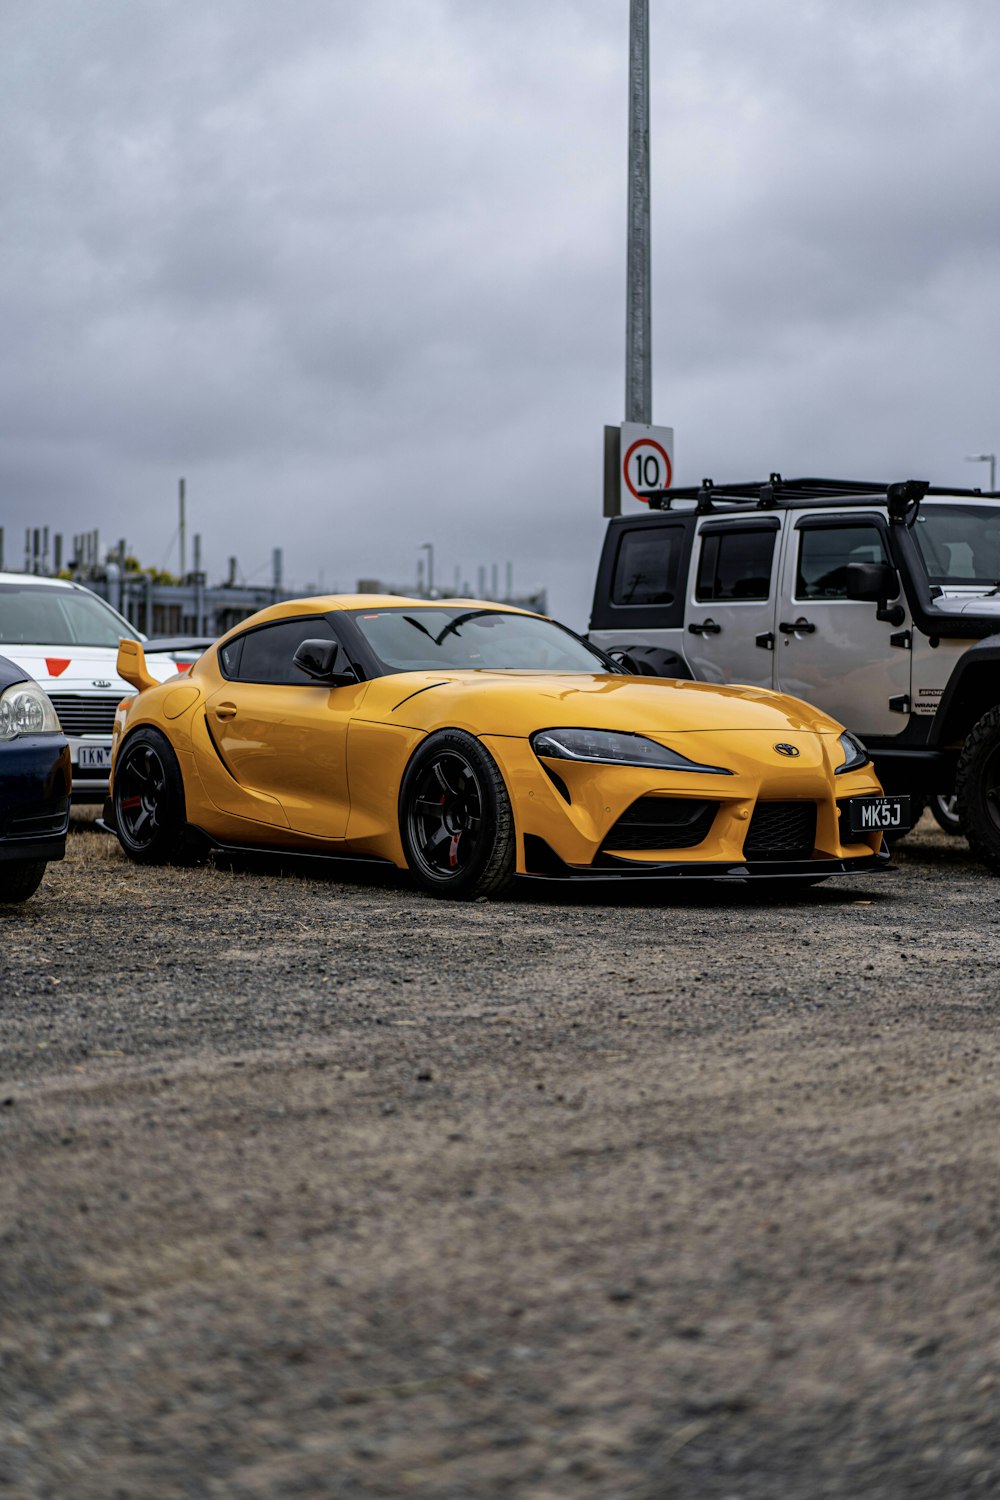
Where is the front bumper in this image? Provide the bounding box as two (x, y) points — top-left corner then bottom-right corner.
(522, 837), (891, 881)
(0, 737), (72, 862)
(483, 732), (888, 877)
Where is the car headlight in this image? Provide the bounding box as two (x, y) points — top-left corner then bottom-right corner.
(0, 682), (62, 739)
(835, 730), (870, 774)
(531, 727), (732, 774)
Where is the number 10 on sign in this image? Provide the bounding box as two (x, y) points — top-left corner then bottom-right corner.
(621, 422), (674, 506)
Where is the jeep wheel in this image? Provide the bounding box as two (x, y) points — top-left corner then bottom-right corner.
(929, 793), (963, 837)
(956, 706), (1000, 872)
(880, 794), (925, 847)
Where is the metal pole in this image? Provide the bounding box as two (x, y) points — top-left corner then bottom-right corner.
(625, 0), (652, 424)
(179, 477), (186, 579)
(965, 453), (997, 491)
(420, 542), (434, 597)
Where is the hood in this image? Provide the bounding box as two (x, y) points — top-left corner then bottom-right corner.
(931, 588), (1000, 617)
(365, 671), (845, 737)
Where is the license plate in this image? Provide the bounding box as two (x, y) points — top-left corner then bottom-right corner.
(844, 794), (910, 835)
(77, 745), (112, 771)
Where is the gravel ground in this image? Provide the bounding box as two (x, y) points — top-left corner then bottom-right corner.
(2, 813), (999, 1498)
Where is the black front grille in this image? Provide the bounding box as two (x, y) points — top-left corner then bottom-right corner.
(744, 801), (817, 861)
(48, 694), (122, 736)
(602, 796), (718, 852)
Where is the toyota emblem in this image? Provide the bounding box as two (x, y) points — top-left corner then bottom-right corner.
(773, 742), (800, 758)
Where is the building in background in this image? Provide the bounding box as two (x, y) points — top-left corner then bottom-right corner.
(3, 525), (547, 639)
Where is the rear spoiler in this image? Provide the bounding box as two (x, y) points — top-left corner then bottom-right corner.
(117, 638), (157, 693)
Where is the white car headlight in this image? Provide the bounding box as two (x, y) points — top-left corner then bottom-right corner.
(0, 682), (62, 739)
(531, 727), (732, 774)
(834, 730), (870, 775)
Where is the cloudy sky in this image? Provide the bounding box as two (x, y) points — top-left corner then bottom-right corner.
(3, 0), (999, 627)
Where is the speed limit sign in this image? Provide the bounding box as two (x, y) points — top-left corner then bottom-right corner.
(621, 422), (674, 506)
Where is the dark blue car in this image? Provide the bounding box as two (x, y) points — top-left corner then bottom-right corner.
(0, 653), (71, 902)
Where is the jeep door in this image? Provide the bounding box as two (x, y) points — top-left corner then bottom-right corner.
(683, 517), (781, 688)
(773, 514), (910, 736)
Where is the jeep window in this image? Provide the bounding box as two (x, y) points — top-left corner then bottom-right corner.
(696, 529), (776, 603)
(914, 503), (1000, 585)
(796, 526), (889, 600)
(611, 529), (679, 606)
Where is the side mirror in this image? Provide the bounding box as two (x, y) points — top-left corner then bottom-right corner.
(845, 562), (906, 627)
(293, 638), (358, 685)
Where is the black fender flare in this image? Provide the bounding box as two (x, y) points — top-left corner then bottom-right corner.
(929, 634), (1000, 746)
(611, 644), (694, 680)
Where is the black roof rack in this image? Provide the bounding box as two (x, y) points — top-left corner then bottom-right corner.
(637, 476), (998, 519)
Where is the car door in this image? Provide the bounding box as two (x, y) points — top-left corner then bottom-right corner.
(774, 513), (910, 736)
(206, 615), (369, 837)
(682, 517), (781, 688)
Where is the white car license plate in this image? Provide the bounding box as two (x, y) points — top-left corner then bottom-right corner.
(77, 745), (113, 771)
(844, 794), (910, 835)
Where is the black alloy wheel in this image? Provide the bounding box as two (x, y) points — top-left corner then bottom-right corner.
(113, 727), (187, 865)
(956, 705), (1000, 873)
(399, 729), (515, 899)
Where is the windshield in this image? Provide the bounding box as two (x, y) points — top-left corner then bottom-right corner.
(350, 607), (611, 673)
(0, 583), (137, 647)
(914, 503), (1000, 586)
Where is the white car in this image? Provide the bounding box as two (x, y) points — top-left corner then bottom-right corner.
(0, 572), (205, 801)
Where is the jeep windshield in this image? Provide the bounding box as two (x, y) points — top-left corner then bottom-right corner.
(0, 583), (136, 647)
(350, 606), (612, 673)
(914, 503), (1000, 587)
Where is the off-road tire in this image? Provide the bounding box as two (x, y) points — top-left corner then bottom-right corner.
(0, 859), (47, 903)
(113, 727), (188, 865)
(399, 729), (516, 900)
(956, 705), (1000, 873)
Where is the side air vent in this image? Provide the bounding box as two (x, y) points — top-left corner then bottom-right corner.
(601, 797), (718, 853)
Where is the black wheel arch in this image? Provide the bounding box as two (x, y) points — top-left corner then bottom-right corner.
(929, 635), (1000, 747)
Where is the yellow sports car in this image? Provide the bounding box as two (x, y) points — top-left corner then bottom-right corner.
(105, 595), (903, 898)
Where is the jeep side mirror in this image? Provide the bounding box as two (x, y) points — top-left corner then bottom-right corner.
(845, 562), (905, 627)
(293, 638), (358, 685)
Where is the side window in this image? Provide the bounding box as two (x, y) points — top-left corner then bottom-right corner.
(228, 617), (338, 685)
(218, 635), (244, 678)
(611, 528), (681, 606)
(796, 525), (889, 600)
(696, 528), (777, 602)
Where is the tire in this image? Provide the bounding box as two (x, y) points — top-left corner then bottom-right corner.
(956, 705), (1000, 872)
(929, 792), (963, 837)
(113, 727), (188, 865)
(881, 794), (926, 847)
(398, 729), (516, 899)
(0, 860), (47, 903)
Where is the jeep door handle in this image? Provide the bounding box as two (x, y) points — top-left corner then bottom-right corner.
(688, 618), (721, 636)
(214, 702), (238, 720)
(779, 618), (816, 635)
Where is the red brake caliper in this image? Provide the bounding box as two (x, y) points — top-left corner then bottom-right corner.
(448, 834), (461, 869)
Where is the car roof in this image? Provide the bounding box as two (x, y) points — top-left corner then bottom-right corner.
(0, 571), (95, 591)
